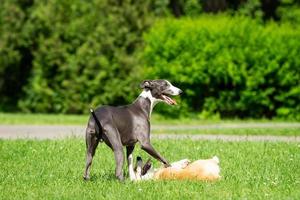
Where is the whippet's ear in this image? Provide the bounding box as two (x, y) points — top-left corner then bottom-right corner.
(140, 80), (153, 89)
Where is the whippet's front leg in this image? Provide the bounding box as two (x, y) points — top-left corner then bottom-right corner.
(141, 142), (170, 167)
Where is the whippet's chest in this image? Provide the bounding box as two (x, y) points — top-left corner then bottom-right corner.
(109, 110), (149, 145)
(119, 118), (149, 145)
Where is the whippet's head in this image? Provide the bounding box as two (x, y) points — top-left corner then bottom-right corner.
(140, 80), (182, 106)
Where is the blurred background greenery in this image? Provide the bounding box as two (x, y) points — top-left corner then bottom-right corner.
(0, 0), (299, 120)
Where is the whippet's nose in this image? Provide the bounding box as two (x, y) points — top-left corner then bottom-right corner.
(179, 89), (183, 94)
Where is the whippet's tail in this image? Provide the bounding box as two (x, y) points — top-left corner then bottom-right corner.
(90, 108), (103, 142)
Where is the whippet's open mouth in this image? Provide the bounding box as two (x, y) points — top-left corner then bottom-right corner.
(160, 94), (177, 105)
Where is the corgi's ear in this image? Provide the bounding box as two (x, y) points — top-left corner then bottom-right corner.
(142, 159), (152, 176)
(135, 156), (143, 180)
(135, 156), (143, 168)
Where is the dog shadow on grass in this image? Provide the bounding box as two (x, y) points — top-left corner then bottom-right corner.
(86, 171), (121, 182)
(85, 171), (137, 183)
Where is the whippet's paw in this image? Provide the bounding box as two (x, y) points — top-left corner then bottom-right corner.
(164, 163), (171, 168)
(83, 175), (90, 181)
(117, 175), (125, 182)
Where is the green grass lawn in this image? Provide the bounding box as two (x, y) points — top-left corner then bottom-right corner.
(0, 138), (299, 199)
(0, 112), (296, 125)
(0, 113), (87, 125)
(1, 113), (299, 136)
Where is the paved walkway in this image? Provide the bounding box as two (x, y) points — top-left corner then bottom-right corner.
(154, 134), (300, 142)
(0, 124), (299, 142)
(153, 122), (300, 130)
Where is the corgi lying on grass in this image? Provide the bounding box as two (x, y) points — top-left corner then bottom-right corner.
(130, 156), (221, 181)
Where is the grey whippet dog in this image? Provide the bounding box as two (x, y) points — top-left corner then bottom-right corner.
(83, 79), (182, 181)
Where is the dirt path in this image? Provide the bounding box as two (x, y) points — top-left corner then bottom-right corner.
(0, 123), (299, 142)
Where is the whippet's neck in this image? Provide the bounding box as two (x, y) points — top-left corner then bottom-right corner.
(132, 90), (159, 118)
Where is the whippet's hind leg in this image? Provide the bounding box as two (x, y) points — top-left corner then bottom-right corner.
(83, 127), (100, 180)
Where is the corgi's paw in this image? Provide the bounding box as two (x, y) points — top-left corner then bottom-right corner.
(171, 159), (191, 169)
(212, 156), (220, 164)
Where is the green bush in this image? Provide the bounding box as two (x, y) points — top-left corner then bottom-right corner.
(143, 16), (300, 120)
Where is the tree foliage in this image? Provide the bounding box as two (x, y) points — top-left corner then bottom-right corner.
(1, 0), (165, 113)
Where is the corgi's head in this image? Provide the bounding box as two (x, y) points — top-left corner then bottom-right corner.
(135, 157), (155, 180)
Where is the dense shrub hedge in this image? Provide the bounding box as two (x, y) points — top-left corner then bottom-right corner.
(143, 16), (300, 119)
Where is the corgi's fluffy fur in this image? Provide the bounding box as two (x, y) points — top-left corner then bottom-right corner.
(132, 156), (221, 181)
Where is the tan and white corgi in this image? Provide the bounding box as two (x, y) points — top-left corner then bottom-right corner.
(132, 156), (221, 181)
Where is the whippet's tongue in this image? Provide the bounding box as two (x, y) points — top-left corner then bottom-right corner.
(162, 95), (177, 105)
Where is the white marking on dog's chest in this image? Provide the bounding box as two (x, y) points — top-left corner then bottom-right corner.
(139, 90), (160, 115)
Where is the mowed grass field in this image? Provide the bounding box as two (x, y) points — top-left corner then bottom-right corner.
(0, 112), (296, 125)
(0, 138), (299, 199)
